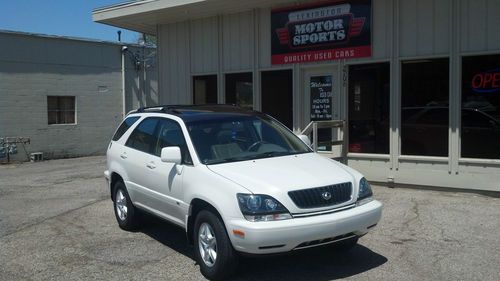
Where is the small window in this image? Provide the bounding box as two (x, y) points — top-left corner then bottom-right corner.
(193, 75), (217, 104)
(154, 119), (192, 164)
(125, 118), (159, 154)
(47, 96), (76, 124)
(225, 73), (253, 109)
(112, 117), (140, 141)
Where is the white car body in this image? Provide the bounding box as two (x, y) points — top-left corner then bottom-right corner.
(105, 108), (382, 255)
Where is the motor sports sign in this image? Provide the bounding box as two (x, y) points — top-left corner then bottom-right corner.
(271, 0), (372, 64)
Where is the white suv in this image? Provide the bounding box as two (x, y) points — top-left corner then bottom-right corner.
(104, 105), (382, 280)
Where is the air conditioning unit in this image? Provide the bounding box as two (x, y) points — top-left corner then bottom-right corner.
(30, 152), (43, 162)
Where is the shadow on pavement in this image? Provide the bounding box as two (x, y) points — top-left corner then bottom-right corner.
(141, 215), (387, 281)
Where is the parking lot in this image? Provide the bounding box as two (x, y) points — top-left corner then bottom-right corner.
(1, 156), (499, 281)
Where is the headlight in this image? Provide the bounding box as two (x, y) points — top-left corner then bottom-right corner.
(237, 194), (292, 222)
(358, 177), (373, 202)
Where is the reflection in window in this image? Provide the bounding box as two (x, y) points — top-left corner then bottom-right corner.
(193, 75), (217, 104)
(348, 63), (390, 154)
(401, 59), (449, 157)
(225, 73), (253, 109)
(154, 118), (192, 164)
(112, 117), (140, 141)
(125, 118), (159, 154)
(461, 55), (500, 159)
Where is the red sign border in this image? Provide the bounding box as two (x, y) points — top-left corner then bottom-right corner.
(271, 0), (372, 65)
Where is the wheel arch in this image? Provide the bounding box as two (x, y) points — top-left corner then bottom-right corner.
(186, 198), (226, 245)
(110, 172), (124, 201)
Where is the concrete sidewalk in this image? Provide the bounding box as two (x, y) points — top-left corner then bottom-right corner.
(1, 156), (499, 280)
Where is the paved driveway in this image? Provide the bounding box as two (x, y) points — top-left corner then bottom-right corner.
(1, 156), (499, 281)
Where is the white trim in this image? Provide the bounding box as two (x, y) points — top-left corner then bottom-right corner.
(398, 155), (449, 163)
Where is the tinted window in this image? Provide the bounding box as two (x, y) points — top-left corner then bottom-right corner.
(154, 119), (192, 164)
(125, 118), (159, 154)
(261, 70), (293, 129)
(226, 73), (253, 109)
(193, 75), (217, 104)
(461, 55), (500, 159)
(112, 117), (140, 141)
(401, 59), (449, 157)
(348, 63), (390, 154)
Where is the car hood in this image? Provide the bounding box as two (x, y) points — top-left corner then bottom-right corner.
(206, 152), (360, 213)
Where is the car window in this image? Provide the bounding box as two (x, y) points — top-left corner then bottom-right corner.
(153, 118), (193, 165)
(186, 115), (311, 165)
(112, 116), (140, 141)
(125, 118), (159, 154)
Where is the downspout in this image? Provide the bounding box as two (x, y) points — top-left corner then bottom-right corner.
(121, 46), (127, 117)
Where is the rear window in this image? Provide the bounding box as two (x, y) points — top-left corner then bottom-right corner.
(112, 117), (140, 141)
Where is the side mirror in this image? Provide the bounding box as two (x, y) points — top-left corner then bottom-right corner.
(161, 146), (182, 164)
(297, 134), (311, 147)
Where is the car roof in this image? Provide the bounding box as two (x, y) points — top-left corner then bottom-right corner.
(127, 104), (265, 123)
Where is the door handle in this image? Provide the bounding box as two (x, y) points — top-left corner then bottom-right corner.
(146, 162), (156, 169)
(120, 153), (127, 159)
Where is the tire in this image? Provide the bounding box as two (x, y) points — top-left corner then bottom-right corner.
(113, 181), (139, 231)
(333, 236), (359, 252)
(194, 210), (238, 281)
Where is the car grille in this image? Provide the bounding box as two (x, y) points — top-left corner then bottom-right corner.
(288, 182), (352, 209)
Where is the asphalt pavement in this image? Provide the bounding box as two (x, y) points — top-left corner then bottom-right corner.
(0, 156), (499, 281)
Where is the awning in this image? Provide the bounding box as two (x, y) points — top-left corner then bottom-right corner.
(92, 0), (299, 35)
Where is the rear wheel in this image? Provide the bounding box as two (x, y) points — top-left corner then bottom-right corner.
(194, 210), (238, 280)
(113, 181), (139, 231)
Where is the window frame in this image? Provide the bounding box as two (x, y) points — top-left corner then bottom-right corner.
(125, 116), (194, 165)
(400, 58), (450, 158)
(47, 96), (77, 125)
(347, 62), (391, 155)
(112, 116), (141, 141)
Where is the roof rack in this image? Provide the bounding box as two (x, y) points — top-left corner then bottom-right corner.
(127, 104), (246, 115)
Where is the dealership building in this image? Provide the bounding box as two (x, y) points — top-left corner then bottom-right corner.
(93, 0), (500, 192)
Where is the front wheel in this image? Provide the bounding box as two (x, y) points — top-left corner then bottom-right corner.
(113, 181), (140, 231)
(194, 210), (238, 280)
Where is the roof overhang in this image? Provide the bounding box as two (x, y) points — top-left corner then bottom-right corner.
(92, 0), (299, 35)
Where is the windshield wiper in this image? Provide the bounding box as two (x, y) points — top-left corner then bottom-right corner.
(247, 151), (290, 160)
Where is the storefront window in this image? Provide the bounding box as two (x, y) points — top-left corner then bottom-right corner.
(225, 73), (253, 109)
(461, 55), (500, 159)
(261, 70), (293, 129)
(193, 75), (217, 104)
(348, 63), (390, 154)
(401, 59), (449, 157)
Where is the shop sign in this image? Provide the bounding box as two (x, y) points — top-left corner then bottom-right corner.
(471, 69), (500, 93)
(310, 76), (333, 120)
(271, 0), (372, 65)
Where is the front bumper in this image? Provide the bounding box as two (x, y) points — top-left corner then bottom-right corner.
(227, 199), (382, 254)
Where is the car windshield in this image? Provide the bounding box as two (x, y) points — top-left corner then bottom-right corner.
(185, 114), (311, 164)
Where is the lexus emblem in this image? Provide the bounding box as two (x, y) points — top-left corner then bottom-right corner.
(321, 191), (332, 200)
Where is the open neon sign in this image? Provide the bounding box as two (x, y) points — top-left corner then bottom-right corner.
(472, 68), (500, 93)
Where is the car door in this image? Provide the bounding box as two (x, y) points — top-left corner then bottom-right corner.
(144, 117), (190, 226)
(122, 117), (160, 205)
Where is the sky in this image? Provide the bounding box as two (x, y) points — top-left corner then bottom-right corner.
(0, 0), (139, 43)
